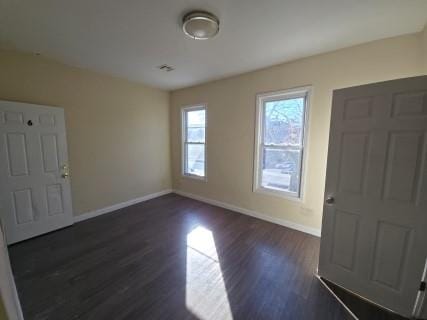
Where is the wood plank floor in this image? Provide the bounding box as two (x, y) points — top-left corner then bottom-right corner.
(322, 279), (409, 320)
(9, 193), (353, 320)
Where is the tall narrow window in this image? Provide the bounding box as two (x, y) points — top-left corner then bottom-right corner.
(182, 106), (206, 179)
(254, 87), (310, 199)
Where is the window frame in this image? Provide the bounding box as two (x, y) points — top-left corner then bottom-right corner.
(181, 104), (207, 181)
(253, 86), (311, 201)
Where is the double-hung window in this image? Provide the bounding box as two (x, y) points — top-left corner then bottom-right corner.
(254, 87), (310, 199)
(182, 105), (206, 179)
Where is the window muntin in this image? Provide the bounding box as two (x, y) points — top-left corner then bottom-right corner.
(182, 106), (206, 179)
(255, 88), (309, 198)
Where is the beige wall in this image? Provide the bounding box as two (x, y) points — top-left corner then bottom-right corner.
(423, 24), (427, 72)
(0, 50), (171, 216)
(170, 33), (424, 233)
(0, 31), (424, 229)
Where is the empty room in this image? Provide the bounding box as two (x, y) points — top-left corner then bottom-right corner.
(0, 1), (427, 319)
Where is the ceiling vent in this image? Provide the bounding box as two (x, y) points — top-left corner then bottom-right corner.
(157, 64), (174, 72)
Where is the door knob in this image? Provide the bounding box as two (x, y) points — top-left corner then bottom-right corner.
(325, 196), (335, 204)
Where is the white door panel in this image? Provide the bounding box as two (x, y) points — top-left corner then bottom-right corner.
(0, 101), (73, 244)
(319, 76), (427, 317)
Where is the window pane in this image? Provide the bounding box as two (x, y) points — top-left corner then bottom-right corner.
(187, 109), (205, 127)
(186, 144), (205, 177)
(187, 127), (205, 143)
(264, 97), (305, 146)
(261, 148), (301, 193)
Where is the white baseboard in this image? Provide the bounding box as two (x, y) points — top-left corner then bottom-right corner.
(73, 189), (173, 223)
(173, 189), (321, 237)
(73, 188), (321, 237)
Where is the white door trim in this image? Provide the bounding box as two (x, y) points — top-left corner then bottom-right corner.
(0, 221), (24, 320)
(412, 258), (427, 318)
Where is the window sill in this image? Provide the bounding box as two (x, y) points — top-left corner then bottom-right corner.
(254, 186), (303, 203)
(181, 174), (207, 182)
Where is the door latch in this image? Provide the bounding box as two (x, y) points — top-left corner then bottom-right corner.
(61, 165), (69, 179)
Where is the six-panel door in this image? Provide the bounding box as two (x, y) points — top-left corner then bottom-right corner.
(0, 101), (73, 244)
(319, 76), (427, 317)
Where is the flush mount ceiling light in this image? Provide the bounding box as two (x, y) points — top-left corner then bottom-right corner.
(182, 11), (219, 40)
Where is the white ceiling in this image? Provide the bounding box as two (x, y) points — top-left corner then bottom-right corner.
(1, 0), (426, 90)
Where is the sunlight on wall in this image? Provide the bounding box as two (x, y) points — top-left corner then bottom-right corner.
(186, 226), (233, 320)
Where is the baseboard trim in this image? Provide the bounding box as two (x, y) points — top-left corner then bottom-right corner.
(173, 189), (321, 237)
(73, 189), (173, 223)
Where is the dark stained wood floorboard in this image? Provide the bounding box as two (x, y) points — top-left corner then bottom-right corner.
(322, 279), (409, 320)
(9, 193), (353, 320)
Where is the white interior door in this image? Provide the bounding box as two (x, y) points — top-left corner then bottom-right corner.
(318, 76), (427, 317)
(0, 101), (73, 244)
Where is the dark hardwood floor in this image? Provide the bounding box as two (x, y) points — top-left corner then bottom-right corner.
(322, 279), (409, 320)
(9, 193), (353, 320)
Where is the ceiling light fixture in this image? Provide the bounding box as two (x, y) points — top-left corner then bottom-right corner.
(182, 11), (219, 40)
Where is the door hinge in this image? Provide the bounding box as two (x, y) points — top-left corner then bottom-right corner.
(420, 281), (426, 292)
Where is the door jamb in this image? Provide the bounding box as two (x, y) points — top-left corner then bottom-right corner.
(412, 258), (427, 318)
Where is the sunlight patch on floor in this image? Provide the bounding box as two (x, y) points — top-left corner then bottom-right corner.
(186, 226), (233, 320)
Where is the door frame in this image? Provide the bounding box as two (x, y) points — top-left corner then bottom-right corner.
(0, 221), (24, 320)
(412, 258), (427, 318)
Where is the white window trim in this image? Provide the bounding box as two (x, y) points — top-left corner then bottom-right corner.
(181, 104), (207, 181)
(253, 86), (312, 202)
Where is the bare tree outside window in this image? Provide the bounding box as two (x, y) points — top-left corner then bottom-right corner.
(255, 88), (309, 198)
